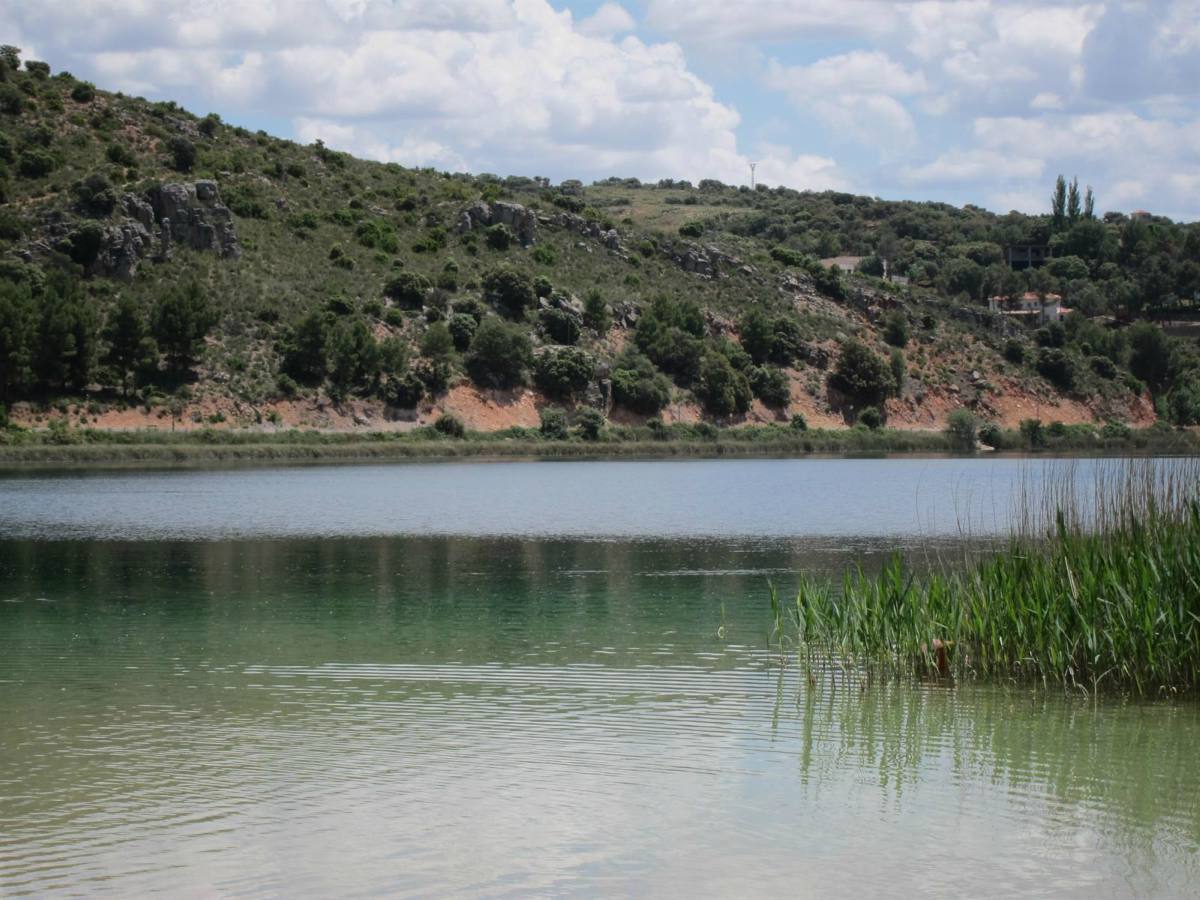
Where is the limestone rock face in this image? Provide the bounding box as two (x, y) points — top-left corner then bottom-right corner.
(456, 200), (537, 245)
(148, 181), (242, 259)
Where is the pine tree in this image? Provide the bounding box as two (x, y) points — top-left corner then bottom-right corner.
(1083, 185), (1095, 220)
(103, 294), (156, 396)
(153, 281), (215, 373)
(1067, 176), (1082, 224)
(0, 280), (37, 402)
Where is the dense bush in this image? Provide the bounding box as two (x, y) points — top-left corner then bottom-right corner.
(384, 271), (430, 309)
(882, 311), (909, 348)
(154, 281), (215, 372)
(611, 350), (671, 414)
(697, 351), (752, 416)
(1036, 348), (1075, 390)
(634, 295), (706, 381)
(858, 406), (884, 429)
(749, 365), (790, 407)
(482, 266), (536, 318)
(830, 340), (892, 407)
(575, 407), (605, 440)
(583, 289), (610, 332)
(434, 414), (465, 438)
(167, 136), (196, 172)
(466, 316), (531, 388)
(539, 406), (569, 440)
(946, 408), (978, 450)
(533, 346), (593, 400)
(539, 307), (580, 345)
(485, 224), (512, 250)
(447, 312), (477, 351)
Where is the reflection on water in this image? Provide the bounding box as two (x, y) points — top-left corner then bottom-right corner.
(2, 536), (1198, 898)
(0, 456), (1145, 540)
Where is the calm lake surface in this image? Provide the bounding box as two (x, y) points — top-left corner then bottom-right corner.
(2, 458), (1198, 898)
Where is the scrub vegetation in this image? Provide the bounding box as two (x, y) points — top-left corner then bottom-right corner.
(1, 50), (1198, 443)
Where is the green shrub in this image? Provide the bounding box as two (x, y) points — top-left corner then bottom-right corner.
(575, 407), (605, 441)
(531, 245), (557, 265)
(679, 221), (704, 238)
(634, 295), (706, 381)
(384, 271), (430, 309)
(539, 307), (580, 345)
(945, 408), (978, 451)
(583, 289), (610, 332)
(485, 224), (512, 250)
(749, 365), (790, 407)
(70, 81), (95, 103)
(1003, 339), (1025, 364)
(167, 136), (195, 172)
(611, 350), (671, 414)
(858, 406), (883, 429)
(434, 413), (465, 438)
(539, 406), (569, 440)
(882, 311), (909, 347)
(419, 321), (455, 362)
(813, 265), (845, 300)
(71, 172), (116, 215)
(384, 371), (425, 407)
(831, 340), (891, 406)
(697, 351), (752, 416)
(466, 316), (531, 388)
(534, 346), (594, 400)
(448, 312), (477, 351)
(1036, 348), (1075, 390)
(1020, 418), (1045, 449)
(482, 266), (536, 318)
(17, 149), (56, 178)
(790, 413), (808, 432)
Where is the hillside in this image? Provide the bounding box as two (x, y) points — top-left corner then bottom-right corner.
(2, 49), (1197, 440)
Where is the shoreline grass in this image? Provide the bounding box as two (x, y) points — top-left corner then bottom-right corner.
(0, 421), (1196, 466)
(772, 458), (1200, 696)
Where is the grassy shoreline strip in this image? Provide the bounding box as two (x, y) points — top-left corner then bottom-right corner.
(772, 460), (1200, 695)
(1, 421), (1197, 465)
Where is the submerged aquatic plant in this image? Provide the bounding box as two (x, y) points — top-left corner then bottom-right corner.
(773, 459), (1200, 695)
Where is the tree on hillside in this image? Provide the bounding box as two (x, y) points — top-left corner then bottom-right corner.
(103, 294), (156, 396)
(1051, 175), (1067, 231)
(154, 281), (215, 373)
(466, 316), (531, 388)
(36, 272), (97, 392)
(1067, 176), (1082, 225)
(0, 280), (37, 402)
(830, 340), (892, 408)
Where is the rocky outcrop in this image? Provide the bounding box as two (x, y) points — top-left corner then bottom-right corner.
(659, 241), (741, 280)
(148, 181), (242, 260)
(44, 181), (243, 280)
(457, 200), (537, 245)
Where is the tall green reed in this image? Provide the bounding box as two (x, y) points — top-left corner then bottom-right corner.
(773, 458), (1200, 695)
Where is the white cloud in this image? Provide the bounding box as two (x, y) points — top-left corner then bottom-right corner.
(766, 51), (926, 98)
(578, 3), (635, 38)
(1029, 92), (1063, 111)
(765, 52), (924, 150)
(643, 0), (901, 43)
(901, 149), (1044, 185)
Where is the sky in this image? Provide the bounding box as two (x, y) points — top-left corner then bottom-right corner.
(3, 0), (1199, 220)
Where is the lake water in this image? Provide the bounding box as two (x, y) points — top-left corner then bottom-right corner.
(1, 459), (1198, 898)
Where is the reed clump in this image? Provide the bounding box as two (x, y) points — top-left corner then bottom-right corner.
(773, 459), (1200, 695)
